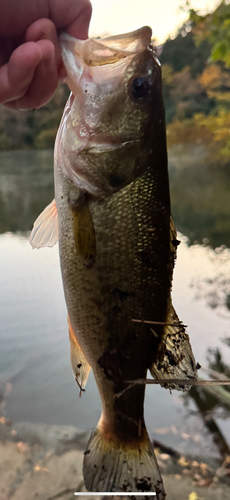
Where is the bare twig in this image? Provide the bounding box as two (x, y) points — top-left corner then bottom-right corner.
(150, 328), (158, 337)
(45, 481), (85, 499)
(114, 378), (230, 399)
(131, 319), (187, 327)
(46, 488), (77, 500)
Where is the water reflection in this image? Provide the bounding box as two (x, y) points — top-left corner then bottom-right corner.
(189, 244), (230, 314)
(184, 346), (230, 460)
(169, 144), (230, 248)
(188, 385), (230, 458)
(1, 147), (230, 249)
(0, 150), (53, 233)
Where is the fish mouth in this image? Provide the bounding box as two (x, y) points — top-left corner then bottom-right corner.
(60, 26), (152, 66)
(60, 27), (153, 95)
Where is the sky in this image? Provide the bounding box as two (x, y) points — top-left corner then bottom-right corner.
(89, 0), (221, 43)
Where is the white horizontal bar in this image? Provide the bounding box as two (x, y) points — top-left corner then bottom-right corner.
(74, 493), (156, 496)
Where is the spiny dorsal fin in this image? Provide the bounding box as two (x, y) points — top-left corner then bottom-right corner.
(68, 316), (91, 394)
(150, 298), (197, 391)
(29, 199), (58, 249)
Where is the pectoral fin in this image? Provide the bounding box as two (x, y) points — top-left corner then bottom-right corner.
(70, 197), (96, 269)
(150, 299), (197, 391)
(29, 199), (58, 249)
(68, 317), (91, 393)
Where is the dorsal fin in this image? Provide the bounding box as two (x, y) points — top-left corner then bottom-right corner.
(29, 199), (58, 249)
(150, 298), (197, 391)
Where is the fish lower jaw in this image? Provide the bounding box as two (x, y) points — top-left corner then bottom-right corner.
(83, 139), (137, 153)
(72, 127), (139, 154)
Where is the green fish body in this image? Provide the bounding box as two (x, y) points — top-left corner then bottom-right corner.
(30, 27), (197, 498)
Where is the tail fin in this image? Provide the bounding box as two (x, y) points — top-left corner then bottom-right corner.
(150, 299), (197, 391)
(83, 422), (166, 498)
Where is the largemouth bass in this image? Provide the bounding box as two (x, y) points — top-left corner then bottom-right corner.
(30, 26), (197, 498)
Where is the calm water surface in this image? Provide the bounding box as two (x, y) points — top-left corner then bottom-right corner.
(0, 149), (229, 459)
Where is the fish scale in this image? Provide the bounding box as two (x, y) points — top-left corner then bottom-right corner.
(30, 26), (197, 498)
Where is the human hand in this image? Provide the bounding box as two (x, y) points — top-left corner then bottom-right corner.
(0, 0), (92, 109)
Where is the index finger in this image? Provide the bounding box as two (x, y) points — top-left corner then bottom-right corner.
(49, 0), (92, 39)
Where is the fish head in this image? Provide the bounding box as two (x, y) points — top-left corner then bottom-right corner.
(56, 27), (165, 197)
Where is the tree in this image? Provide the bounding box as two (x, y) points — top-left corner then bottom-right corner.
(190, 1), (230, 67)
(160, 30), (210, 77)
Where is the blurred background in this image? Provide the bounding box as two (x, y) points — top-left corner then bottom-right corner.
(0, 0), (230, 477)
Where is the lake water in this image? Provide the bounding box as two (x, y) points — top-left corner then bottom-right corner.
(0, 149), (230, 460)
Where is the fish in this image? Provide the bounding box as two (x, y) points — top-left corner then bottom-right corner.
(29, 26), (197, 498)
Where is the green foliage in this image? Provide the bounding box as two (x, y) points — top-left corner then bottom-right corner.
(0, 83), (69, 150)
(160, 1), (230, 164)
(161, 42), (215, 124)
(190, 1), (230, 67)
(0, 2), (229, 166)
(160, 31), (211, 77)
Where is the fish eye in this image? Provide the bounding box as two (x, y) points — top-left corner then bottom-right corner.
(130, 77), (149, 100)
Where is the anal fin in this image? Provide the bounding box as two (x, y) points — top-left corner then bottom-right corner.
(150, 299), (197, 391)
(68, 317), (91, 394)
